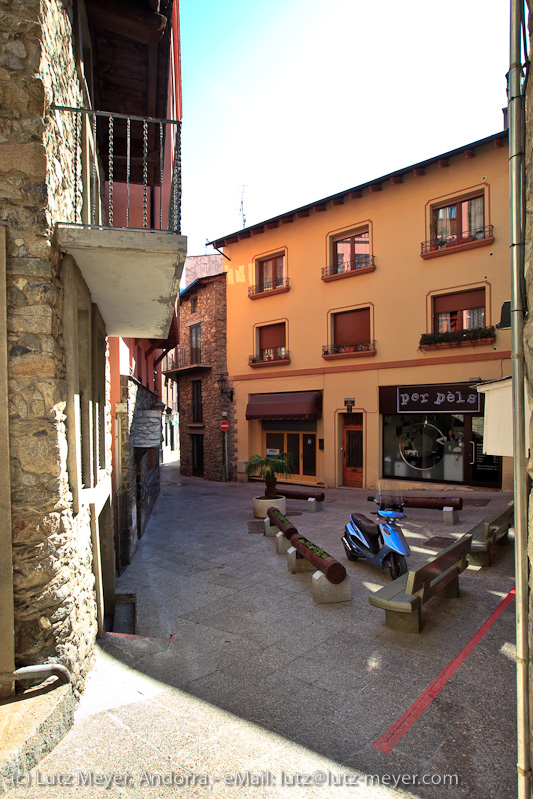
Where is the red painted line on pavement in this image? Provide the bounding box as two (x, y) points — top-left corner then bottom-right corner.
(373, 587), (516, 754)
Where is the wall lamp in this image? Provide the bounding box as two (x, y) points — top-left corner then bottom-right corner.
(217, 374), (234, 402)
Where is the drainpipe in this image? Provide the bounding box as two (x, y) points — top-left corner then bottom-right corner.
(1, 664), (71, 688)
(509, 1), (530, 797)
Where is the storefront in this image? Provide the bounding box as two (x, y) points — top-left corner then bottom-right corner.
(246, 391), (323, 485)
(379, 383), (501, 488)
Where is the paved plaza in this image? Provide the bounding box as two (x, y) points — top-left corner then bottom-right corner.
(1, 462), (517, 798)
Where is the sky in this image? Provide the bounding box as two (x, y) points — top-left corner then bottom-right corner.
(179, 0), (510, 256)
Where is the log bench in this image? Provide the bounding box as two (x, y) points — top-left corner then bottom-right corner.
(467, 500), (514, 567)
(368, 534), (472, 633)
(379, 495), (463, 524)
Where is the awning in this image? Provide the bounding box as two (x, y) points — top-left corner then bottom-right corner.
(246, 391), (322, 421)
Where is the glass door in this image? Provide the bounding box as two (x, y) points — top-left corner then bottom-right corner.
(464, 415), (501, 487)
(264, 430), (317, 483)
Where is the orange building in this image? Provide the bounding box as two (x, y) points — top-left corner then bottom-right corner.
(211, 130), (512, 491)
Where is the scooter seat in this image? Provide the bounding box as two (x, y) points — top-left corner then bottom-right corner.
(350, 513), (381, 538)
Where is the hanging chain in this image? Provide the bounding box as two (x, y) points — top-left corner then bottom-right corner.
(159, 121), (164, 230)
(73, 110), (79, 223)
(126, 117), (131, 228)
(92, 112), (97, 225)
(108, 115), (114, 227)
(143, 119), (148, 229)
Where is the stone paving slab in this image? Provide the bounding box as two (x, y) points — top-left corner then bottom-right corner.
(1, 464), (517, 799)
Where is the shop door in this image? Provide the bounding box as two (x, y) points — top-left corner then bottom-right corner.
(464, 415), (501, 488)
(343, 425), (363, 487)
(264, 431), (316, 483)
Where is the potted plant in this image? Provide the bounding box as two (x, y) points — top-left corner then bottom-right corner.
(246, 452), (293, 517)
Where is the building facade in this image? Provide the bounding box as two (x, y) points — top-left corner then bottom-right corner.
(0, 0), (185, 696)
(212, 131), (512, 492)
(164, 271), (234, 481)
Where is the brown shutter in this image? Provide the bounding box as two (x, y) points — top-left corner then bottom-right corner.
(259, 323), (285, 349)
(333, 308), (370, 347)
(434, 289), (485, 314)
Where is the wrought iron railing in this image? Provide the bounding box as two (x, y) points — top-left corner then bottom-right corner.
(421, 225), (493, 255)
(248, 276), (290, 297)
(51, 105), (181, 233)
(321, 255), (374, 278)
(322, 341), (375, 356)
(249, 348), (290, 365)
(165, 347), (210, 370)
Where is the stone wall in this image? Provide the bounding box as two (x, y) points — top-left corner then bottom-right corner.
(178, 274), (234, 481)
(117, 375), (161, 568)
(0, 0), (104, 690)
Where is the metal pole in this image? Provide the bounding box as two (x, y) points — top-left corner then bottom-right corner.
(509, 1), (531, 796)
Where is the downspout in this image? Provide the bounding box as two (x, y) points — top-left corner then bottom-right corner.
(509, 1), (531, 797)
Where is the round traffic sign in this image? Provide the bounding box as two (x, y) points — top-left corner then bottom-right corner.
(220, 420), (229, 432)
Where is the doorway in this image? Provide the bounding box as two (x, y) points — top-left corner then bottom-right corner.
(191, 434), (204, 477)
(342, 413), (363, 487)
(263, 429), (317, 483)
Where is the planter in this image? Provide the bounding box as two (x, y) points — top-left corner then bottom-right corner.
(253, 495), (286, 519)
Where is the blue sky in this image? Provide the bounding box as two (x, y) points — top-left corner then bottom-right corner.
(180, 0), (510, 255)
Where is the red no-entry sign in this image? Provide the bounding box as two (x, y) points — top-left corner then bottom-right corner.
(220, 420), (229, 432)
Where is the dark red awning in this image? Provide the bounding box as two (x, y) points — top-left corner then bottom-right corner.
(246, 391), (322, 421)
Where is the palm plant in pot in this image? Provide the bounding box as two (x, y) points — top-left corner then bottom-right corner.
(246, 452), (293, 517)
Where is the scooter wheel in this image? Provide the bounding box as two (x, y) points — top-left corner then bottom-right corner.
(343, 544), (359, 562)
(388, 553), (407, 580)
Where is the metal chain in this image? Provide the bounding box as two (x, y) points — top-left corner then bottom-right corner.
(159, 121), (163, 230)
(92, 112), (97, 225)
(73, 110), (79, 223)
(143, 119), (148, 228)
(108, 115), (114, 227)
(126, 117), (131, 228)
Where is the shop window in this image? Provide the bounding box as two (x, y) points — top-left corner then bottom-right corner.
(250, 322), (289, 365)
(249, 253), (288, 297)
(323, 307), (374, 356)
(433, 288), (485, 333)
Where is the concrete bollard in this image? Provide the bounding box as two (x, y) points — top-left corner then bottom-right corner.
(307, 497), (321, 513)
(276, 531), (292, 555)
(287, 546), (316, 574)
(443, 506), (459, 526)
(264, 518), (279, 537)
(312, 571), (352, 604)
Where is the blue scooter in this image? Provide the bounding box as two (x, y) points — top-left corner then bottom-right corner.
(342, 495), (411, 579)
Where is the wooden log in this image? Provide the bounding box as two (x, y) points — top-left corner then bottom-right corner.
(288, 533), (346, 585)
(266, 507), (298, 539)
(276, 488), (325, 502)
(381, 496), (463, 511)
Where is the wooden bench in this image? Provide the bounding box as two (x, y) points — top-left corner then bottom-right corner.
(368, 534), (472, 634)
(467, 500), (514, 567)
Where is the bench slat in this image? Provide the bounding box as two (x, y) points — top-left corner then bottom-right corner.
(405, 534), (472, 595)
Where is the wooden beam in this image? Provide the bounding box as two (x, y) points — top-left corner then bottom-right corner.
(86, 0), (167, 45)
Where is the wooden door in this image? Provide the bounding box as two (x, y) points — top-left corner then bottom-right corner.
(343, 424), (363, 487)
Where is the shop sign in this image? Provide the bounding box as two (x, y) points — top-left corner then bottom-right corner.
(397, 383), (480, 414)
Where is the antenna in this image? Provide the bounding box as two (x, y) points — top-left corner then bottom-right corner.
(239, 185), (246, 228)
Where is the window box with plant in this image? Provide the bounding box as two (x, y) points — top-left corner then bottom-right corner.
(419, 326), (496, 350)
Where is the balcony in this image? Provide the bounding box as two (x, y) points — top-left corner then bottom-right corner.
(322, 341), (376, 359)
(53, 106), (186, 339)
(248, 276), (290, 299)
(163, 347), (212, 377)
(249, 348), (291, 367)
(321, 255), (375, 282)
(419, 327), (496, 351)
(420, 225), (494, 259)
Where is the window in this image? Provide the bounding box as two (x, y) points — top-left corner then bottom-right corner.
(250, 322), (289, 365)
(192, 380), (202, 422)
(433, 289), (485, 333)
(190, 296), (198, 313)
(249, 253), (288, 297)
(334, 229), (370, 272)
(324, 308), (373, 356)
(190, 324), (201, 363)
(433, 195), (484, 245)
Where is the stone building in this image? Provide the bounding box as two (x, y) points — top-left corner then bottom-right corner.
(0, 0), (185, 697)
(164, 271), (234, 481)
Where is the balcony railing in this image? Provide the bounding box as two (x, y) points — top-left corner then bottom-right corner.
(321, 255), (374, 279)
(249, 348), (290, 365)
(165, 347), (210, 370)
(322, 341), (375, 356)
(51, 105), (181, 233)
(421, 225), (493, 255)
(248, 276), (290, 297)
